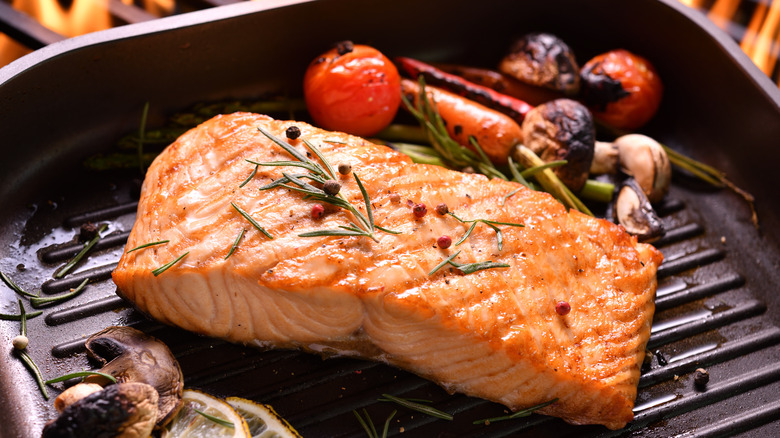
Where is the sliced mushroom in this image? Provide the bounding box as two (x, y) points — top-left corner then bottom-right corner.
(499, 32), (580, 95)
(42, 382), (159, 438)
(518, 98), (595, 192)
(84, 326), (183, 429)
(614, 134), (671, 203)
(54, 382), (104, 413)
(590, 141), (620, 175)
(612, 178), (665, 242)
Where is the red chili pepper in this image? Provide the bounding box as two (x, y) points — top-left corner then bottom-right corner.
(396, 57), (534, 125)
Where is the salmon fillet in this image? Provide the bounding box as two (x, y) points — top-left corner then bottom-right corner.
(113, 112), (662, 429)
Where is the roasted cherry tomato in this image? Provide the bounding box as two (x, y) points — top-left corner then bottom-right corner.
(580, 49), (663, 131)
(303, 41), (401, 137)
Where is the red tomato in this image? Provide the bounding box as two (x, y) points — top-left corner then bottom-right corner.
(304, 42), (401, 137)
(580, 49), (663, 131)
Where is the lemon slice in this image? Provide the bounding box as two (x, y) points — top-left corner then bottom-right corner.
(162, 389), (251, 438)
(226, 396), (301, 438)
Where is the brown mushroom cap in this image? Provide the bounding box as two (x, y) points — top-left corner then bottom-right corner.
(42, 382), (159, 438)
(612, 178), (665, 242)
(499, 32), (580, 95)
(84, 326), (183, 429)
(519, 98), (595, 192)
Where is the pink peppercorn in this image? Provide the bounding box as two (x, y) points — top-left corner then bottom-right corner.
(412, 203), (427, 218)
(437, 235), (452, 249)
(555, 301), (571, 315)
(311, 204), (325, 219)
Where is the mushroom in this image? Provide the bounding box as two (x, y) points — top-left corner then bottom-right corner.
(499, 32), (580, 95)
(611, 178), (665, 242)
(590, 133), (671, 203)
(83, 326), (184, 429)
(42, 382), (159, 438)
(54, 382), (104, 413)
(517, 98), (595, 192)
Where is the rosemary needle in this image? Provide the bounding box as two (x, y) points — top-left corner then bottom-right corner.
(472, 398), (558, 425)
(45, 370), (117, 386)
(231, 202), (273, 239)
(126, 240), (169, 253)
(0, 271), (39, 298)
(193, 408), (235, 428)
(380, 393), (453, 421)
(224, 229), (245, 260)
(54, 224), (108, 279)
(152, 252), (189, 277)
(239, 163), (259, 188)
(18, 299), (27, 335)
(428, 250), (462, 276)
(0, 310), (42, 321)
(30, 278), (90, 308)
(17, 350), (49, 400)
(429, 250), (510, 276)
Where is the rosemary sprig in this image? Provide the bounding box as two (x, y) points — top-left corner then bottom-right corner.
(428, 250), (510, 276)
(379, 393), (453, 421)
(1, 271), (39, 298)
(254, 127), (399, 241)
(513, 146), (593, 216)
(224, 229), (245, 260)
(126, 240), (169, 253)
(45, 370), (118, 386)
(0, 310), (42, 321)
(448, 212), (524, 251)
(54, 224), (108, 279)
(231, 202), (273, 239)
(472, 398), (558, 425)
(353, 409), (396, 438)
(152, 252), (189, 277)
(17, 350), (49, 400)
(30, 278), (90, 308)
(193, 408), (235, 428)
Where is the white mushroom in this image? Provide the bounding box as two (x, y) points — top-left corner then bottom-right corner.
(54, 382), (104, 413)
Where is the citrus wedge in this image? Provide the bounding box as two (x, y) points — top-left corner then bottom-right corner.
(226, 396), (301, 438)
(162, 389), (251, 438)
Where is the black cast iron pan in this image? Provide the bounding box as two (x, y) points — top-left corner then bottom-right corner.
(2, 0), (780, 436)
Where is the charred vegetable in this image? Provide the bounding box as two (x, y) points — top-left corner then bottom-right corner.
(499, 32), (581, 95)
(611, 178), (665, 242)
(434, 63), (564, 106)
(591, 134), (671, 203)
(519, 98), (595, 192)
(42, 382), (159, 438)
(580, 49), (663, 130)
(304, 41), (401, 136)
(84, 326), (184, 428)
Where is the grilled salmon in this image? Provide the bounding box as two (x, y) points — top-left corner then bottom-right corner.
(113, 112), (662, 429)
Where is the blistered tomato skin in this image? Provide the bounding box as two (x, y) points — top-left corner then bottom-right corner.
(304, 43), (401, 137)
(580, 49), (663, 131)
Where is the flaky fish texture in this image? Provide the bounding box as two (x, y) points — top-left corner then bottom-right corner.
(113, 113), (662, 429)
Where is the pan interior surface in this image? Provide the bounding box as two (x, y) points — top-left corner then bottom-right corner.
(1, 0), (780, 437)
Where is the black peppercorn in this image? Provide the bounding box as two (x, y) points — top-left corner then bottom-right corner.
(323, 180), (341, 196)
(285, 126), (301, 140)
(435, 203), (449, 215)
(694, 368), (709, 388)
(338, 163), (352, 175)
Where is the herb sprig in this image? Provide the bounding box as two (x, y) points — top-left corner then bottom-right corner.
(1, 271), (39, 298)
(224, 229), (245, 260)
(45, 370), (118, 386)
(472, 398), (558, 425)
(152, 252), (189, 277)
(54, 224), (108, 279)
(428, 250), (510, 276)
(379, 393), (453, 421)
(14, 300), (49, 400)
(193, 408), (235, 428)
(353, 408), (396, 438)
(254, 126), (399, 241)
(447, 212), (524, 251)
(126, 240), (169, 253)
(30, 278), (89, 308)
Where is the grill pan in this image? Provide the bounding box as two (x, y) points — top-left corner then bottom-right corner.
(2, 0), (780, 436)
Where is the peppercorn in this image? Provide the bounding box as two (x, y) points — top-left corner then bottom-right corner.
(435, 203), (449, 215)
(555, 301), (571, 315)
(694, 368), (709, 388)
(389, 193), (401, 203)
(12, 335), (28, 350)
(412, 203), (427, 218)
(79, 222), (99, 242)
(338, 163), (352, 175)
(311, 204), (325, 219)
(323, 180), (341, 196)
(285, 125), (301, 140)
(437, 235), (452, 249)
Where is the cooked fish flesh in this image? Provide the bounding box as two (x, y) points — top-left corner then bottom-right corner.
(113, 112), (662, 429)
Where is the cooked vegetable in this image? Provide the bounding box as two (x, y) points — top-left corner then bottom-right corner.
(396, 56), (534, 124)
(614, 134), (671, 203)
(499, 32), (581, 95)
(42, 382), (159, 438)
(434, 63), (564, 106)
(520, 98), (595, 192)
(400, 78), (522, 165)
(303, 41), (401, 136)
(53, 382), (104, 413)
(611, 178), (665, 242)
(580, 49), (663, 131)
(84, 326), (184, 428)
